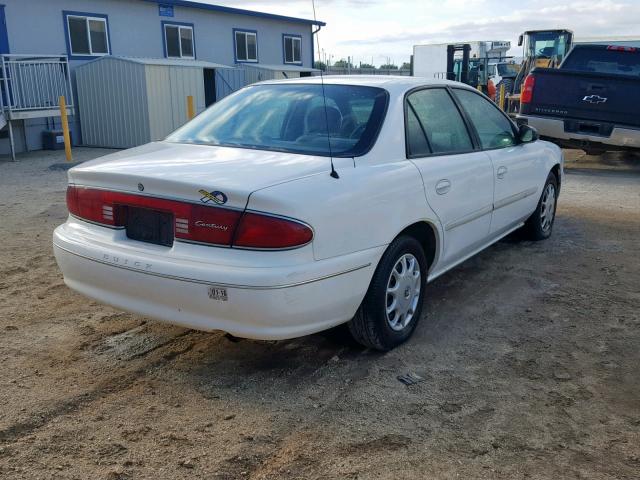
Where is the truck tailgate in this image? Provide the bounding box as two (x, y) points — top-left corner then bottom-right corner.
(522, 69), (640, 128)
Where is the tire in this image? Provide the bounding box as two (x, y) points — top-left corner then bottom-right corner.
(348, 235), (427, 351)
(523, 172), (558, 241)
(497, 78), (514, 97)
(584, 149), (606, 156)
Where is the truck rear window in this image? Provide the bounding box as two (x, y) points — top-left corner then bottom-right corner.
(562, 48), (640, 77)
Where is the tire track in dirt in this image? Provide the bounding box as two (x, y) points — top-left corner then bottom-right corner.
(0, 330), (200, 444)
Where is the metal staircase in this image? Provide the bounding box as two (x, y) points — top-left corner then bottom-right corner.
(0, 54), (74, 160)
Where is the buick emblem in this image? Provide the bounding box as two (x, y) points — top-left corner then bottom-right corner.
(582, 95), (607, 104)
(138, 183), (144, 192)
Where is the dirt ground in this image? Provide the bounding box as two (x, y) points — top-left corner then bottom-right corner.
(0, 148), (639, 480)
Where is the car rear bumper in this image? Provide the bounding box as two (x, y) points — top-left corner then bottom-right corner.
(517, 115), (640, 150)
(53, 219), (382, 340)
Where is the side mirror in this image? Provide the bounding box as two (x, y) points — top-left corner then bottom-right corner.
(518, 34), (524, 47)
(518, 124), (539, 143)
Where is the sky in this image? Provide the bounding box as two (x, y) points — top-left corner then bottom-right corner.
(207, 0), (640, 66)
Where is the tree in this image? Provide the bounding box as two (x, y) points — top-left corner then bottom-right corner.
(379, 63), (398, 70)
(359, 62), (375, 69)
(314, 60), (327, 71)
(333, 58), (353, 69)
(401, 62), (411, 70)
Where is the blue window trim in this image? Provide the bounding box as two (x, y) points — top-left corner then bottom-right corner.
(62, 10), (112, 61)
(282, 33), (303, 65)
(0, 5), (10, 54)
(142, 0), (325, 26)
(310, 26), (314, 69)
(161, 20), (196, 59)
(233, 28), (258, 63)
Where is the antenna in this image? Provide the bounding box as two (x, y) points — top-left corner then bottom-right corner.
(311, 0), (339, 179)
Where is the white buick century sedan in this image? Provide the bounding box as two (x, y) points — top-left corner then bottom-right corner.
(53, 76), (563, 350)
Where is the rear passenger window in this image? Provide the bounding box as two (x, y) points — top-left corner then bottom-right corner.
(406, 107), (430, 157)
(453, 89), (517, 149)
(405, 88), (473, 156)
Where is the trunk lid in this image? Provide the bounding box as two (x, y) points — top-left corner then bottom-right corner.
(68, 141), (331, 209)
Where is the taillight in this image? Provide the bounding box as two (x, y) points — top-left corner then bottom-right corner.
(175, 204), (240, 246)
(520, 75), (536, 104)
(66, 185), (121, 226)
(233, 212), (313, 249)
(607, 45), (637, 52)
(65, 186), (312, 249)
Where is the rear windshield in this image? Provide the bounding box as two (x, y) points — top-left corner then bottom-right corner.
(562, 48), (640, 76)
(166, 84), (389, 157)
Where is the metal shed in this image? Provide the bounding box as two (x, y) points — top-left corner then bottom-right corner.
(75, 56), (243, 148)
(242, 63), (318, 85)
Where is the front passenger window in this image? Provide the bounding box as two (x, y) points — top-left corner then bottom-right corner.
(453, 89), (517, 149)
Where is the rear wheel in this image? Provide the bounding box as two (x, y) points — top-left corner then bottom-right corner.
(348, 236), (427, 351)
(523, 172), (558, 240)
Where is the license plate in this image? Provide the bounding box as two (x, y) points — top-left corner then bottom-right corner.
(125, 206), (173, 247)
(208, 287), (228, 301)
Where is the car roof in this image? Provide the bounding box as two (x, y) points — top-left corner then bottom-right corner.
(257, 75), (476, 94)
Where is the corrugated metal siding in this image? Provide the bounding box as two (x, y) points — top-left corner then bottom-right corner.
(215, 68), (246, 100)
(76, 57), (150, 148)
(243, 65), (274, 85)
(145, 65), (173, 141)
(242, 65), (303, 85)
(146, 65), (206, 140)
(167, 66), (205, 133)
(76, 57), (217, 147)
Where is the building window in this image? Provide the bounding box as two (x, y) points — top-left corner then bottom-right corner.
(234, 30), (258, 62)
(283, 35), (302, 64)
(163, 22), (195, 59)
(64, 12), (110, 57)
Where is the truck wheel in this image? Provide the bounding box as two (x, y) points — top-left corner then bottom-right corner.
(348, 236), (427, 351)
(523, 172), (558, 241)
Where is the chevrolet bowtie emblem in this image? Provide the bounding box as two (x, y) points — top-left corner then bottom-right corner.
(582, 95), (607, 104)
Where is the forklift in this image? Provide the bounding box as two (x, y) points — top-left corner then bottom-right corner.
(508, 29), (574, 111)
(447, 43), (513, 100)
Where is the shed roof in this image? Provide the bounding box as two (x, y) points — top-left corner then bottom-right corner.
(242, 63), (319, 73)
(78, 56), (235, 69)
(142, 0), (326, 26)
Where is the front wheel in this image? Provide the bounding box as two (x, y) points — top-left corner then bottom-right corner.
(523, 172), (558, 240)
(348, 236), (427, 351)
(497, 78), (514, 98)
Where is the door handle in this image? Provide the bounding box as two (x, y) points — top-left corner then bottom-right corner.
(435, 179), (451, 195)
(497, 166), (508, 179)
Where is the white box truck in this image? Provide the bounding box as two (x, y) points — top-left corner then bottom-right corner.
(413, 40), (511, 79)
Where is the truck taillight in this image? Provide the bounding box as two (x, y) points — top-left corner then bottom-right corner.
(607, 45), (637, 52)
(520, 75), (536, 104)
(65, 186), (313, 249)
